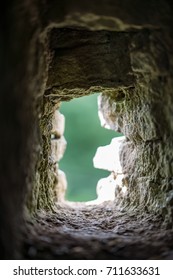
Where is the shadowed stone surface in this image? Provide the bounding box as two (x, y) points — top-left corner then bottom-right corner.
(24, 202), (173, 260)
(45, 29), (135, 99)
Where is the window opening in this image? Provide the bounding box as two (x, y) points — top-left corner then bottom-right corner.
(59, 93), (122, 202)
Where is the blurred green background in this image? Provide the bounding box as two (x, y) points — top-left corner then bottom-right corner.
(60, 93), (121, 202)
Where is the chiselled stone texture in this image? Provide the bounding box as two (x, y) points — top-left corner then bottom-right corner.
(31, 103), (67, 212)
(28, 100), (60, 213)
(24, 203), (173, 260)
(45, 28), (135, 100)
(51, 110), (67, 202)
(98, 30), (173, 225)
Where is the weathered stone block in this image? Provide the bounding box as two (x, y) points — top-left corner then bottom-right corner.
(93, 136), (125, 173)
(45, 29), (135, 98)
(52, 110), (65, 138)
(51, 136), (67, 163)
(55, 169), (67, 202)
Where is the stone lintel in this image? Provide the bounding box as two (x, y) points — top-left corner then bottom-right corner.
(45, 28), (135, 98)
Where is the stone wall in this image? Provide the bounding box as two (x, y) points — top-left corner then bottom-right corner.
(31, 0), (173, 224)
(98, 30), (173, 225)
(1, 0), (173, 258)
(0, 0), (46, 258)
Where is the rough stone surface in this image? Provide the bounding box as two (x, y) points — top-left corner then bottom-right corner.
(0, 0), (46, 258)
(35, 1), (173, 227)
(55, 170), (67, 202)
(40, 0), (172, 32)
(98, 30), (173, 224)
(51, 111), (65, 138)
(1, 0), (173, 259)
(23, 202), (173, 260)
(45, 28), (134, 99)
(51, 136), (67, 163)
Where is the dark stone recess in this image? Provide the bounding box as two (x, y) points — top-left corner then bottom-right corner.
(46, 28), (135, 93)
